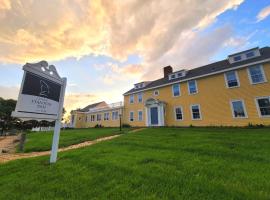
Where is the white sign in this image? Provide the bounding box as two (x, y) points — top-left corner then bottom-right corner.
(12, 61), (67, 163)
(12, 61), (65, 121)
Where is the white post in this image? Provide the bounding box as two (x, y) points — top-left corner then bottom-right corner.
(50, 78), (67, 163)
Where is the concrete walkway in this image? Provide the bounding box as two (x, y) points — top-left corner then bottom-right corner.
(0, 128), (145, 164)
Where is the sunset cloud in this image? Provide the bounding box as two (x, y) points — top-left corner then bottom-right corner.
(257, 5), (270, 22)
(0, 0), (243, 64)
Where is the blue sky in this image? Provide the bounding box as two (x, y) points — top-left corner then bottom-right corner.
(0, 0), (270, 114)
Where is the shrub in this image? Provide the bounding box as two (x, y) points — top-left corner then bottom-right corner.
(122, 123), (131, 128)
(94, 124), (104, 128)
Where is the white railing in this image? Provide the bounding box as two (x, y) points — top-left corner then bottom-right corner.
(88, 101), (123, 113)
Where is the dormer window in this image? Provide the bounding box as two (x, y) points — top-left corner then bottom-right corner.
(246, 51), (255, 58)
(169, 70), (187, 80)
(228, 47), (260, 64)
(233, 55), (242, 62)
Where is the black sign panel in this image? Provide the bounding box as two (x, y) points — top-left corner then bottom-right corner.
(22, 72), (61, 102)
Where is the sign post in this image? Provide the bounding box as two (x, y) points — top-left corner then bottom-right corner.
(12, 61), (67, 163)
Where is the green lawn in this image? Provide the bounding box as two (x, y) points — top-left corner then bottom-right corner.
(21, 128), (126, 152)
(1, 127), (270, 200)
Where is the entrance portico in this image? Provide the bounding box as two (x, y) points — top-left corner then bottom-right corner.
(145, 98), (166, 126)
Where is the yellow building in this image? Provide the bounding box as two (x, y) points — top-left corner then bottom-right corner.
(71, 101), (124, 128)
(123, 47), (270, 127)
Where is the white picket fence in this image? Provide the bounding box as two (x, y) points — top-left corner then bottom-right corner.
(31, 127), (54, 132)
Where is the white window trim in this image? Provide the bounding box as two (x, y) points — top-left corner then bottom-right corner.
(190, 104), (202, 120)
(247, 65), (267, 85)
(224, 71), (240, 89)
(153, 90), (159, 96)
(255, 96), (270, 118)
(129, 111), (134, 122)
(112, 111), (119, 121)
(138, 93), (143, 103)
(138, 110), (143, 121)
(129, 94), (134, 104)
(188, 80), (198, 95)
(174, 106), (183, 121)
(230, 99), (248, 119)
(172, 84), (181, 97)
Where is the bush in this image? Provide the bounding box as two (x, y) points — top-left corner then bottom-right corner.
(94, 124), (104, 128)
(122, 123), (131, 128)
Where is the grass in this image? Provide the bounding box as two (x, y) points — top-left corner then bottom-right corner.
(1, 127), (270, 199)
(21, 128), (127, 152)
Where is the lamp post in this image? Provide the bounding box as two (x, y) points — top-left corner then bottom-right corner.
(119, 113), (122, 131)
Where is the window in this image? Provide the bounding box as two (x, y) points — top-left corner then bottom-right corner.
(112, 111), (119, 120)
(129, 94), (134, 103)
(71, 115), (75, 124)
(153, 90), (159, 96)
(233, 55), (242, 62)
(175, 107), (183, 120)
(97, 114), (102, 121)
(104, 113), (110, 121)
(138, 110), (143, 121)
(138, 93), (143, 103)
(85, 116), (88, 122)
(191, 105), (201, 120)
(188, 80), (198, 94)
(172, 84), (180, 97)
(225, 71), (239, 88)
(90, 115), (95, 122)
(130, 111), (134, 122)
(246, 51), (255, 58)
(256, 97), (270, 117)
(171, 74), (175, 79)
(248, 65), (266, 84)
(231, 100), (247, 118)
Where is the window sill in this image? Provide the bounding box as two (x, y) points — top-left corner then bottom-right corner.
(250, 80), (267, 85)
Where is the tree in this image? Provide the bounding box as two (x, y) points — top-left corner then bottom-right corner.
(0, 97), (17, 134)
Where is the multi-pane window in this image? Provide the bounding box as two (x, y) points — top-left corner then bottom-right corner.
(188, 80), (198, 94)
(138, 111), (143, 121)
(246, 51), (255, 58)
(112, 111), (119, 120)
(90, 115), (95, 122)
(256, 97), (270, 117)
(172, 84), (180, 97)
(248, 65), (266, 84)
(138, 93), (143, 103)
(104, 113), (110, 121)
(225, 71), (239, 88)
(233, 55), (242, 62)
(129, 94), (134, 103)
(97, 114), (102, 121)
(191, 105), (201, 120)
(231, 100), (247, 118)
(175, 107), (183, 120)
(130, 111), (134, 121)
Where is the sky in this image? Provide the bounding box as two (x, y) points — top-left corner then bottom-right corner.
(0, 0), (270, 117)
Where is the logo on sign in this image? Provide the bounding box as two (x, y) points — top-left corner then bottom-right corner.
(40, 80), (50, 97)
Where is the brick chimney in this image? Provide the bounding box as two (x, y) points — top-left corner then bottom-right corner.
(163, 66), (173, 78)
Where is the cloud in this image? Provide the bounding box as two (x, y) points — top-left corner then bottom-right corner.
(0, 0), (243, 64)
(0, 85), (19, 99)
(257, 5), (270, 22)
(141, 25), (237, 80)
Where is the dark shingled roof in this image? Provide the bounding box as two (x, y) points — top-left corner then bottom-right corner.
(124, 47), (270, 95)
(77, 101), (107, 112)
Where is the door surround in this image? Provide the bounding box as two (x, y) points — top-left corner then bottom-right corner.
(145, 98), (166, 126)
